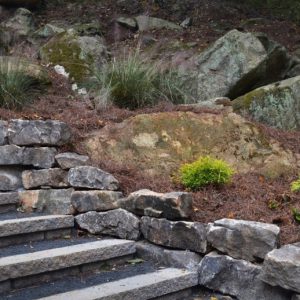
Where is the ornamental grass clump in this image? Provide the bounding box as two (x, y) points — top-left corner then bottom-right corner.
(92, 52), (189, 110)
(179, 156), (234, 190)
(0, 58), (41, 109)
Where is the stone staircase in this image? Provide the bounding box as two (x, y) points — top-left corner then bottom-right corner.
(0, 200), (198, 299)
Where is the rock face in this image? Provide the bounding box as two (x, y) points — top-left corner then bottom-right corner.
(22, 168), (69, 189)
(0, 121), (7, 145)
(68, 166), (119, 190)
(118, 189), (193, 220)
(232, 75), (300, 130)
(0, 167), (23, 191)
(55, 152), (89, 170)
(75, 209), (140, 240)
(261, 244), (300, 293)
(8, 120), (71, 146)
(199, 252), (291, 300)
(85, 111), (299, 178)
(71, 190), (122, 212)
(207, 219), (280, 261)
(0, 145), (56, 168)
(39, 30), (107, 81)
(141, 216), (207, 253)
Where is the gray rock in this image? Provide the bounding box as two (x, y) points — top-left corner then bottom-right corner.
(22, 168), (69, 189)
(8, 119), (71, 146)
(199, 252), (291, 300)
(136, 240), (202, 270)
(75, 209), (140, 240)
(71, 190), (122, 213)
(292, 295), (300, 300)
(0, 192), (19, 205)
(116, 17), (137, 29)
(135, 15), (182, 32)
(34, 23), (65, 38)
(141, 216), (207, 253)
(19, 188), (74, 215)
(118, 189), (193, 220)
(0, 121), (7, 145)
(261, 244), (300, 293)
(233, 75), (300, 130)
(207, 218), (280, 261)
(68, 166), (119, 190)
(55, 152), (89, 170)
(0, 167), (23, 191)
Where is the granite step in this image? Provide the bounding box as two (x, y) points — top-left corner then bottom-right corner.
(0, 192), (19, 213)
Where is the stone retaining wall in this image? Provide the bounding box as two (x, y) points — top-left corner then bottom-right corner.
(0, 119), (299, 300)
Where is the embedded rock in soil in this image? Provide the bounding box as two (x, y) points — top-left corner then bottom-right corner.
(55, 152), (90, 170)
(85, 111), (299, 178)
(71, 190), (122, 213)
(136, 240), (202, 270)
(199, 252), (292, 300)
(19, 188), (74, 214)
(118, 189), (193, 220)
(232, 75), (300, 130)
(0, 121), (7, 145)
(0, 167), (23, 191)
(135, 15), (182, 31)
(207, 218), (280, 262)
(75, 209), (140, 240)
(141, 216), (207, 253)
(8, 119), (71, 146)
(261, 244), (300, 293)
(22, 168), (69, 189)
(68, 166), (119, 190)
(34, 23), (65, 39)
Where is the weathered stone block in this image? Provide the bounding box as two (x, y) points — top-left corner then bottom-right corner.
(75, 209), (140, 240)
(118, 189), (193, 220)
(199, 252), (291, 300)
(0, 192), (19, 205)
(141, 216), (207, 253)
(8, 119), (71, 146)
(68, 166), (119, 190)
(22, 168), (69, 189)
(261, 244), (300, 293)
(0, 167), (23, 191)
(55, 152), (89, 170)
(71, 190), (122, 213)
(0, 121), (8, 145)
(207, 218), (280, 261)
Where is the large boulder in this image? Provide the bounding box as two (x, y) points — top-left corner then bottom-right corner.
(84, 111), (299, 178)
(118, 189), (193, 220)
(141, 216), (207, 253)
(207, 219), (280, 262)
(186, 30), (290, 101)
(232, 76), (300, 130)
(75, 209), (140, 240)
(39, 30), (108, 82)
(199, 252), (291, 300)
(261, 244), (300, 293)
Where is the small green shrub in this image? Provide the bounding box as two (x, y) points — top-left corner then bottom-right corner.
(290, 178), (300, 193)
(179, 156), (234, 190)
(291, 208), (300, 223)
(91, 52), (189, 110)
(0, 58), (41, 109)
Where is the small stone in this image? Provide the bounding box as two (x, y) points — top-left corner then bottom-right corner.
(207, 218), (280, 261)
(0, 167), (23, 191)
(0, 121), (8, 145)
(75, 208), (140, 240)
(199, 252), (291, 300)
(118, 189), (193, 220)
(68, 166), (119, 190)
(141, 216), (207, 253)
(261, 244), (300, 293)
(55, 152), (90, 170)
(136, 240), (202, 270)
(22, 168), (69, 189)
(71, 190), (122, 213)
(116, 17), (137, 29)
(8, 119), (71, 146)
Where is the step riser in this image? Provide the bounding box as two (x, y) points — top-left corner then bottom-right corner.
(154, 288), (193, 300)
(1, 254), (134, 294)
(0, 228), (73, 248)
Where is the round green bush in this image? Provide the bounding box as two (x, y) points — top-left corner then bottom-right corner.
(179, 156), (234, 190)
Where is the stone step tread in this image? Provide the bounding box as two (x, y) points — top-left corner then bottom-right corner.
(0, 239), (136, 282)
(0, 214), (74, 237)
(37, 268), (198, 300)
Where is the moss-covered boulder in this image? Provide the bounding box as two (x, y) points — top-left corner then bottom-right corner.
(232, 76), (300, 131)
(39, 30), (107, 82)
(84, 111), (299, 178)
